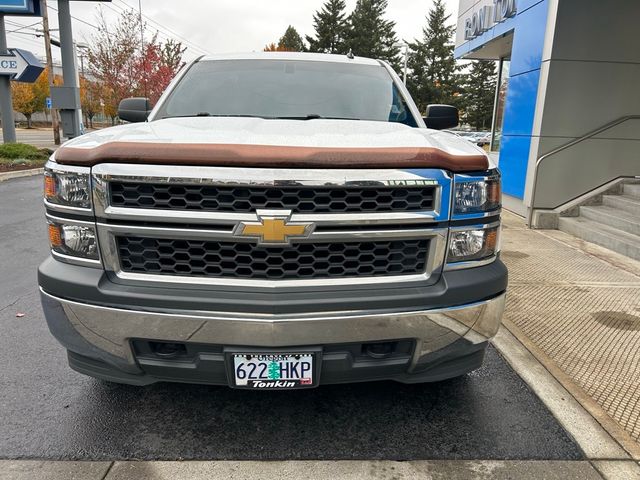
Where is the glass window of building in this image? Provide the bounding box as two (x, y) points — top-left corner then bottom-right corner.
(491, 59), (510, 152)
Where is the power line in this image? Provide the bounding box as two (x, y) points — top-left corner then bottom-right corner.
(47, 3), (100, 30)
(102, 0), (197, 50)
(6, 20), (41, 34)
(7, 0), (209, 62)
(5, 32), (46, 50)
(7, 31), (40, 37)
(112, 0), (210, 55)
(46, 0), (209, 57)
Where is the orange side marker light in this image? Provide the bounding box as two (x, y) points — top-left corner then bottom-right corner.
(44, 175), (56, 199)
(48, 224), (62, 248)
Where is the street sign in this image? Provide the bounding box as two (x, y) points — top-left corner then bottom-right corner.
(45, 96), (51, 109)
(0, 48), (43, 82)
(0, 0), (42, 16)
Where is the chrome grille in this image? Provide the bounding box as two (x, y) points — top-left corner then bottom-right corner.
(109, 183), (436, 213)
(92, 164), (450, 287)
(117, 237), (429, 280)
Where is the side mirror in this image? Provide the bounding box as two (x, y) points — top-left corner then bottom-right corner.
(423, 104), (459, 130)
(118, 97), (152, 123)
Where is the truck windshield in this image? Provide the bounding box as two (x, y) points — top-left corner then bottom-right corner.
(155, 59), (418, 127)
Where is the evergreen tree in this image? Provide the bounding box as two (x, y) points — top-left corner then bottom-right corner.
(306, 0), (349, 54)
(278, 26), (305, 52)
(407, 0), (460, 112)
(462, 60), (497, 130)
(346, 0), (401, 70)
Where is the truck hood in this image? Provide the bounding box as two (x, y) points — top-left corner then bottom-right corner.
(55, 117), (491, 171)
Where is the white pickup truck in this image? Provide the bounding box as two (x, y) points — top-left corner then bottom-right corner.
(39, 52), (506, 389)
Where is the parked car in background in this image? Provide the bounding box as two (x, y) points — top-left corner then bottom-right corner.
(447, 131), (491, 147)
(474, 132), (491, 147)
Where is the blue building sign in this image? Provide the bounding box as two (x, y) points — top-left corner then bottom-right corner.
(0, 48), (44, 82)
(0, 0), (42, 16)
(454, 0), (552, 214)
(453, 0), (640, 223)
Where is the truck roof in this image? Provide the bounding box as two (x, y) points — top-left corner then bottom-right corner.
(198, 51), (383, 66)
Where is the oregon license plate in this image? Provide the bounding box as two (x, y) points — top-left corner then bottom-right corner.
(232, 353), (315, 389)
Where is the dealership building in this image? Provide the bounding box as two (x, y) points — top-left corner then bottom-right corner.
(454, 0), (640, 229)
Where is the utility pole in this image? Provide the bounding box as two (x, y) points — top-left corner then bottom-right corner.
(78, 50), (87, 128)
(138, 0), (147, 98)
(402, 44), (408, 85)
(41, 0), (60, 145)
(0, 15), (17, 143)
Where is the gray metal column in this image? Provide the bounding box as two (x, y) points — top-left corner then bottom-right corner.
(57, 0), (77, 91)
(0, 15), (16, 143)
(55, 0), (82, 138)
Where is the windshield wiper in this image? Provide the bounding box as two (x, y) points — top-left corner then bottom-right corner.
(162, 113), (276, 119)
(162, 113), (362, 121)
(274, 114), (361, 121)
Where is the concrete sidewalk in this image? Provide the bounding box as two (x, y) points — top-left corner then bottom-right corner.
(501, 211), (640, 446)
(0, 459), (629, 480)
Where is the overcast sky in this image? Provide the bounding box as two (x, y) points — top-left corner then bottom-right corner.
(5, 0), (459, 64)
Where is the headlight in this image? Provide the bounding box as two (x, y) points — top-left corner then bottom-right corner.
(448, 225), (500, 263)
(44, 165), (91, 209)
(453, 173), (501, 215)
(48, 221), (99, 260)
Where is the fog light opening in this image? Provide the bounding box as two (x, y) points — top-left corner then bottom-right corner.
(364, 342), (396, 359)
(150, 342), (187, 358)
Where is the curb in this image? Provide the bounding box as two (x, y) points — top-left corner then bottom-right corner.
(0, 459), (610, 480)
(502, 319), (640, 460)
(0, 168), (43, 182)
(492, 326), (635, 461)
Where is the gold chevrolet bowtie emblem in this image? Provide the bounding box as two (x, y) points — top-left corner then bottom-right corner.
(234, 211), (314, 245)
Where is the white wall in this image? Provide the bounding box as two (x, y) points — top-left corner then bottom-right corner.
(526, 0), (640, 209)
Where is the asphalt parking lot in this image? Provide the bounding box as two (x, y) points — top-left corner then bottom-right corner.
(0, 175), (583, 462)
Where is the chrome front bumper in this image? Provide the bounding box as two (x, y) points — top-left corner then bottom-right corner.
(41, 289), (506, 373)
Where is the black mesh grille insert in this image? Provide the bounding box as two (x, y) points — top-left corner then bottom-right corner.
(117, 237), (429, 280)
(109, 183), (436, 214)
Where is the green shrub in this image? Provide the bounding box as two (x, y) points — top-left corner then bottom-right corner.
(0, 143), (50, 160)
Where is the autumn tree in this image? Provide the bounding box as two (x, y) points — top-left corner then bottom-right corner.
(101, 86), (119, 125)
(86, 9), (140, 122)
(306, 0), (349, 54)
(80, 77), (102, 129)
(11, 83), (37, 128)
(160, 38), (186, 71)
(87, 8), (185, 122)
(11, 68), (50, 127)
(407, 0), (461, 111)
(32, 66), (51, 113)
(263, 43), (282, 52)
(133, 35), (186, 104)
(346, 0), (400, 69)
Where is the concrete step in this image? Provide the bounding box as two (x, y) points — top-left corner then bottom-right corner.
(558, 216), (640, 261)
(580, 205), (640, 236)
(623, 182), (640, 199)
(602, 194), (640, 214)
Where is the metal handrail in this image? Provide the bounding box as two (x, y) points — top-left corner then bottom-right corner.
(526, 114), (640, 227)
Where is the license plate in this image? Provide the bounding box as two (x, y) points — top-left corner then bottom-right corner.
(232, 353), (314, 389)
